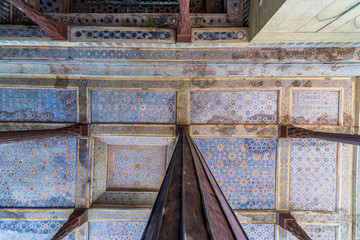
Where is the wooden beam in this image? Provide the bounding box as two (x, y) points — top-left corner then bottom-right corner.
(280, 124), (360, 145)
(5, 0), (68, 40)
(141, 126), (248, 239)
(177, 0), (191, 42)
(278, 212), (311, 240)
(51, 209), (88, 240)
(0, 124), (88, 145)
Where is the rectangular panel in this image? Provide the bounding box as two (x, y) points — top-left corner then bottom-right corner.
(190, 90), (278, 124)
(90, 90), (176, 123)
(242, 224), (275, 240)
(0, 137), (78, 207)
(289, 139), (337, 211)
(291, 90), (340, 125)
(0, 220), (73, 239)
(0, 210), (73, 239)
(0, 87), (77, 122)
(194, 137), (277, 210)
(89, 221), (146, 240)
(107, 145), (167, 190)
(288, 224), (337, 240)
(70, 27), (176, 43)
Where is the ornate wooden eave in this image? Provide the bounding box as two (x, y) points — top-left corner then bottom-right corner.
(5, 0), (68, 40)
(141, 126), (248, 239)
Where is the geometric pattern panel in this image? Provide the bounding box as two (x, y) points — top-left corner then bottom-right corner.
(290, 139), (338, 211)
(192, 28), (247, 42)
(190, 91), (278, 124)
(90, 90), (176, 123)
(70, 27), (176, 43)
(0, 137), (78, 207)
(107, 145), (167, 190)
(0, 220), (75, 240)
(288, 224), (337, 240)
(0, 88), (77, 122)
(291, 90), (340, 125)
(242, 223), (275, 240)
(89, 221), (147, 239)
(194, 137), (277, 210)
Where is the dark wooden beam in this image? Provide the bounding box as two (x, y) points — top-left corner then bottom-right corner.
(278, 212), (311, 240)
(206, 0), (225, 13)
(5, 0), (68, 40)
(141, 126), (248, 240)
(0, 124), (88, 145)
(177, 0), (191, 42)
(51, 209), (88, 240)
(280, 124), (360, 145)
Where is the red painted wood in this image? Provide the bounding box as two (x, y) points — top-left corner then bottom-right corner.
(177, 0), (191, 42)
(5, 0), (68, 40)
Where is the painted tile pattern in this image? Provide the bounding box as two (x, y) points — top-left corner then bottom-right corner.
(91, 90), (176, 123)
(108, 145), (166, 190)
(89, 209), (150, 221)
(98, 136), (175, 146)
(0, 88), (77, 122)
(0, 47), (359, 62)
(77, 139), (88, 208)
(0, 209), (75, 239)
(0, 220), (73, 240)
(194, 137), (277, 210)
(190, 91), (278, 124)
(242, 223), (275, 240)
(291, 90), (340, 125)
(0, 137), (77, 207)
(192, 28), (247, 42)
(91, 125), (175, 136)
(89, 221), (147, 240)
(0, 27), (49, 39)
(288, 224), (336, 240)
(290, 139), (338, 211)
(70, 27), (176, 43)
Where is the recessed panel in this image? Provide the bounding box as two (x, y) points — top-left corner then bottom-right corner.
(91, 90), (176, 123)
(190, 91), (278, 124)
(107, 145), (166, 190)
(194, 137), (277, 210)
(0, 87), (77, 122)
(290, 139), (337, 211)
(89, 221), (146, 240)
(0, 137), (77, 207)
(291, 90), (340, 125)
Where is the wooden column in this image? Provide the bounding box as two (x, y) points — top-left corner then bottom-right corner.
(0, 124), (88, 145)
(5, 0), (68, 40)
(51, 209), (88, 240)
(177, 0), (191, 42)
(278, 212), (311, 240)
(141, 126), (248, 240)
(280, 125), (360, 145)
